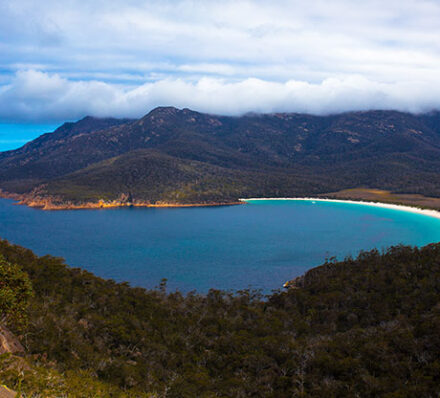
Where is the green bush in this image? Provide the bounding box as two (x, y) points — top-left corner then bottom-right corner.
(0, 255), (33, 330)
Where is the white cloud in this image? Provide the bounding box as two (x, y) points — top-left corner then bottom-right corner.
(0, 0), (440, 120)
(1, 70), (440, 121)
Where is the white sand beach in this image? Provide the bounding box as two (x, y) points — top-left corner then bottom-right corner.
(240, 197), (440, 220)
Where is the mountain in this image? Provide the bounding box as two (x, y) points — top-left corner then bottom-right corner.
(1, 107), (440, 207)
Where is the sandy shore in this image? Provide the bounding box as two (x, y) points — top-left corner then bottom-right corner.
(240, 197), (440, 220)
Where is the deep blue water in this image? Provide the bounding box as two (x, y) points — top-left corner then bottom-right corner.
(1, 198), (440, 293)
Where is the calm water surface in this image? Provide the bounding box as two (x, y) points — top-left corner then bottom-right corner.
(1, 198), (440, 293)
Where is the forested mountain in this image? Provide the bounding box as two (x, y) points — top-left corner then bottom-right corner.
(1, 239), (440, 396)
(1, 107), (440, 206)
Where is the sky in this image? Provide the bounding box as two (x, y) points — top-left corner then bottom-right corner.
(1, 0), (440, 128)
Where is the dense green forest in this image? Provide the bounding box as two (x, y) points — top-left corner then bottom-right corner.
(0, 239), (440, 396)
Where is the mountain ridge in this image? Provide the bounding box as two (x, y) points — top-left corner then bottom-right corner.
(1, 107), (440, 208)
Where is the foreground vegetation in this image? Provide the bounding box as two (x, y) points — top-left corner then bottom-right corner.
(1, 239), (440, 396)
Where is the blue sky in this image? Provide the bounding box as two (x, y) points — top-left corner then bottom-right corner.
(0, 123), (61, 151)
(1, 0), (440, 126)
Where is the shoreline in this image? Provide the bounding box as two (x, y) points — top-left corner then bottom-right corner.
(3, 188), (440, 216)
(0, 190), (242, 210)
(240, 197), (440, 220)
(28, 202), (243, 210)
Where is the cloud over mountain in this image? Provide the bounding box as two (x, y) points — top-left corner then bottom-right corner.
(1, 70), (440, 121)
(1, 0), (440, 121)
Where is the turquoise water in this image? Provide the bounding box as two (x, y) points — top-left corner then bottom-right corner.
(1, 198), (440, 293)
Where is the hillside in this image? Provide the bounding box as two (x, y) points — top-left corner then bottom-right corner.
(1, 108), (440, 207)
(1, 239), (440, 396)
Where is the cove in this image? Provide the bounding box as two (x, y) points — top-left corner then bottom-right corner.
(1, 197), (440, 293)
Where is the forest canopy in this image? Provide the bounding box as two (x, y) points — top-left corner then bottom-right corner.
(0, 239), (439, 397)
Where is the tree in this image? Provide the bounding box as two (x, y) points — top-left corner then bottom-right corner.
(0, 256), (33, 330)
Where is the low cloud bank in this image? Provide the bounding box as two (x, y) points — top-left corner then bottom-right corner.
(1, 70), (440, 122)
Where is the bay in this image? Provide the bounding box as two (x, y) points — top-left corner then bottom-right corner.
(1, 198), (440, 293)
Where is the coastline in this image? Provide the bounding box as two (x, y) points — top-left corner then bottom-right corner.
(0, 190), (242, 210)
(240, 197), (440, 220)
(3, 187), (440, 216)
(23, 202), (244, 210)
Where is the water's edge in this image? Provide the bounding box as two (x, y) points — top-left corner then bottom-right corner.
(241, 197), (440, 220)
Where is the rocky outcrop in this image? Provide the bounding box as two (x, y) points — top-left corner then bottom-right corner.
(0, 385), (16, 398)
(283, 275), (305, 289)
(0, 324), (24, 355)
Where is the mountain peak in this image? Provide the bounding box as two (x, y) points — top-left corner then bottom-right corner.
(146, 106), (181, 118)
